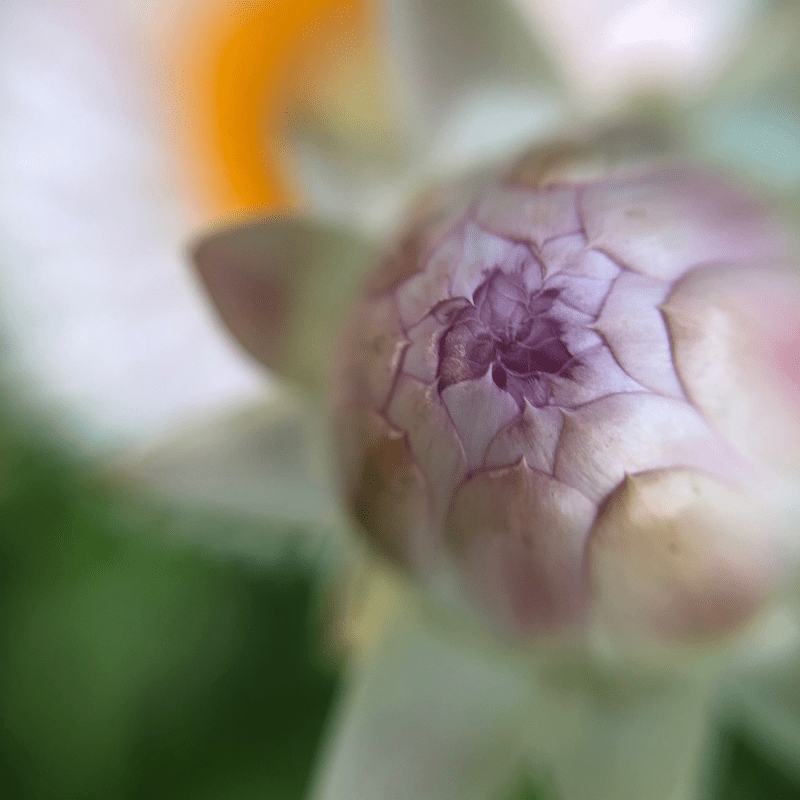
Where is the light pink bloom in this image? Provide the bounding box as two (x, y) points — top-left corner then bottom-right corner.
(188, 129), (800, 800)
(330, 143), (800, 646)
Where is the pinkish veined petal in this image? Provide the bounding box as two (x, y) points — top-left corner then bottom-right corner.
(445, 460), (594, 633)
(112, 397), (348, 563)
(485, 401), (564, 472)
(548, 344), (646, 408)
(440, 371), (522, 471)
(450, 224), (537, 300)
(588, 468), (782, 642)
(193, 216), (375, 398)
(662, 262), (800, 476)
(553, 393), (739, 502)
(594, 270), (685, 398)
(383, 0), (564, 145)
(337, 294), (408, 411)
(394, 218), (467, 328)
(310, 603), (534, 800)
(386, 375), (468, 524)
(581, 165), (790, 282)
(475, 184), (582, 248)
(332, 404), (431, 570)
(558, 321), (604, 356)
(542, 271), (612, 317)
(403, 314), (441, 383)
(541, 236), (621, 281)
(393, 218), (533, 330)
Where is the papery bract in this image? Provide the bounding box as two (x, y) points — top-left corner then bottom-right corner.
(332, 142), (800, 645)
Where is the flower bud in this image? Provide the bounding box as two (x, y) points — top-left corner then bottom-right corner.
(332, 140), (800, 646)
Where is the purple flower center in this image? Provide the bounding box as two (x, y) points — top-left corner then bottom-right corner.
(438, 268), (573, 407)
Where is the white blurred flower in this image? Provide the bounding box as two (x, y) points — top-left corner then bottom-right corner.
(0, 0), (265, 450)
(516, 0), (761, 112)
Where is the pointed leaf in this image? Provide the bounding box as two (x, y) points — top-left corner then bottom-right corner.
(111, 396), (348, 564)
(286, 126), (418, 236)
(193, 217), (375, 396)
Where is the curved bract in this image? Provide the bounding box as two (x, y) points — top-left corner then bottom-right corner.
(332, 140), (800, 646)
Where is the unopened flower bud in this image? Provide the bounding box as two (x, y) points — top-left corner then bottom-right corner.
(332, 140), (800, 645)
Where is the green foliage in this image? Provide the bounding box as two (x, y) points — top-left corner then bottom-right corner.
(0, 406), (337, 800)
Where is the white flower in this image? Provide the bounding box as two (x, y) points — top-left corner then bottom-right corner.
(0, 0), (265, 450)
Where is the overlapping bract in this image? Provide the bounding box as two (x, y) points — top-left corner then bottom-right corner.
(334, 148), (800, 643)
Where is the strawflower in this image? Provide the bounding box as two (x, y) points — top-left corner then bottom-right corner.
(4, 1), (800, 800)
(170, 1), (800, 795)
(187, 124), (800, 800)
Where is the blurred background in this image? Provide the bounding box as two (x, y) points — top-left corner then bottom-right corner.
(1, 1), (799, 797)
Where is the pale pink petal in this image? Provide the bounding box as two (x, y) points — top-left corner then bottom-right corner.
(445, 460), (595, 632)
(589, 468), (782, 640)
(339, 295), (408, 410)
(663, 263), (800, 475)
(334, 406), (431, 569)
(395, 223), (465, 327)
(441, 371), (521, 470)
(543, 272), (612, 317)
(485, 401), (564, 473)
(403, 314), (442, 383)
(554, 393), (736, 501)
(549, 345), (645, 407)
(581, 166), (789, 282)
(541, 236), (621, 281)
(595, 270), (685, 398)
(548, 299), (594, 330)
(387, 375), (468, 522)
(559, 324), (605, 356)
(475, 185), (581, 248)
(451, 223), (538, 299)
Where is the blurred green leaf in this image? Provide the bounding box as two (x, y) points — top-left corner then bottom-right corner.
(0, 403), (337, 800)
